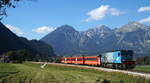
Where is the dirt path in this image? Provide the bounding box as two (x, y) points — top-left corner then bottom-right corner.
(40, 63), (47, 68)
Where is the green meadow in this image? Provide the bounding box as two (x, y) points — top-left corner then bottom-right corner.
(133, 65), (150, 72)
(0, 62), (150, 83)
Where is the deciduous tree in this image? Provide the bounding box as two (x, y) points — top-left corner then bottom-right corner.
(0, 0), (35, 20)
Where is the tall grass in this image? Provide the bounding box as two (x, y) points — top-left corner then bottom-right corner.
(133, 65), (150, 72)
(0, 62), (150, 83)
(0, 63), (19, 78)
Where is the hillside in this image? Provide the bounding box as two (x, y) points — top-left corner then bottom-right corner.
(20, 37), (55, 58)
(0, 22), (35, 55)
(0, 22), (55, 59)
(41, 22), (150, 56)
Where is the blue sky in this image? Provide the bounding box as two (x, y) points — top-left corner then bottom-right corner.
(2, 0), (150, 40)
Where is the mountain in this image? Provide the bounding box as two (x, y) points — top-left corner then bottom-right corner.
(0, 22), (32, 54)
(114, 22), (150, 56)
(80, 25), (118, 53)
(20, 37), (55, 58)
(41, 25), (118, 55)
(41, 25), (80, 55)
(41, 22), (150, 57)
(0, 22), (55, 59)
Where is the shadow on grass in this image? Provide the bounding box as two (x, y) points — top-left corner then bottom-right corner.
(0, 71), (19, 78)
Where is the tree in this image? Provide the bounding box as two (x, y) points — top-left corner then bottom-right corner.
(0, 49), (33, 63)
(0, 0), (35, 20)
(0, 0), (19, 19)
(136, 56), (150, 65)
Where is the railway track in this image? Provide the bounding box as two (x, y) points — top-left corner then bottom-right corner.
(45, 63), (150, 79)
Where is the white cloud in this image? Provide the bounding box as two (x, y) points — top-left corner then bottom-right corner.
(109, 8), (123, 16)
(85, 5), (109, 22)
(138, 6), (150, 12)
(83, 5), (123, 22)
(139, 16), (150, 23)
(6, 24), (24, 36)
(32, 26), (55, 34)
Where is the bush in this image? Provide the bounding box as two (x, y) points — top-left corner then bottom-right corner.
(136, 56), (150, 65)
(0, 50), (33, 63)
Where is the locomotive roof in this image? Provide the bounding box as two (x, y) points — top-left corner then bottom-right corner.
(101, 50), (133, 53)
(62, 55), (100, 57)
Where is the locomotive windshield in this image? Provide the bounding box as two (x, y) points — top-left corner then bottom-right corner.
(121, 50), (133, 61)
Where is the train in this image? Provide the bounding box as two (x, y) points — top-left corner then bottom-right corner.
(60, 50), (136, 69)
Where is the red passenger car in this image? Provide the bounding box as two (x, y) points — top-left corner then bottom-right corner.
(84, 56), (101, 66)
(61, 55), (101, 66)
(75, 56), (84, 64)
(65, 57), (72, 64)
(61, 57), (66, 63)
(70, 57), (76, 64)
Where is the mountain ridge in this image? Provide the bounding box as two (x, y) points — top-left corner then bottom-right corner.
(41, 22), (150, 56)
(0, 22), (55, 59)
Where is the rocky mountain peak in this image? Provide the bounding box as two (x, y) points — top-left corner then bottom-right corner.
(115, 21), (150, 33)
(56, 24), (76, 32)
(83, 25), (112, 37)
(95, 25), (110, 31)
(128, 21), (148, 28)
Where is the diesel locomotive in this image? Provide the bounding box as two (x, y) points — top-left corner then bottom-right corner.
(61, 50), (136, 69)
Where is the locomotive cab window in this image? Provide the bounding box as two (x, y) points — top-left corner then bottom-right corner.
(121, 50), (133, 61)
(118, 53), (121, 56)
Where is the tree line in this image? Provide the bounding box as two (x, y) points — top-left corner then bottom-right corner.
(136, 56), (150, 65)
(0, 49), (60, 63)
(1, 49), (150, 65)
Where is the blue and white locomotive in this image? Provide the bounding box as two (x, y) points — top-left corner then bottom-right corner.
(101, 50), (135, 69)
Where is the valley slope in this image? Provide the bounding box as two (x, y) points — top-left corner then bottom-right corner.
(0, 22), (55, 59)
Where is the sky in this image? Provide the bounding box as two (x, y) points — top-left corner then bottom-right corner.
(1, 0), (150, 40)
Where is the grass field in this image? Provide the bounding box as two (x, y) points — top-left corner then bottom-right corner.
(0, 62), (150, 83)
(133, 65), (150, 72)
(0, 63), (19, 78)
